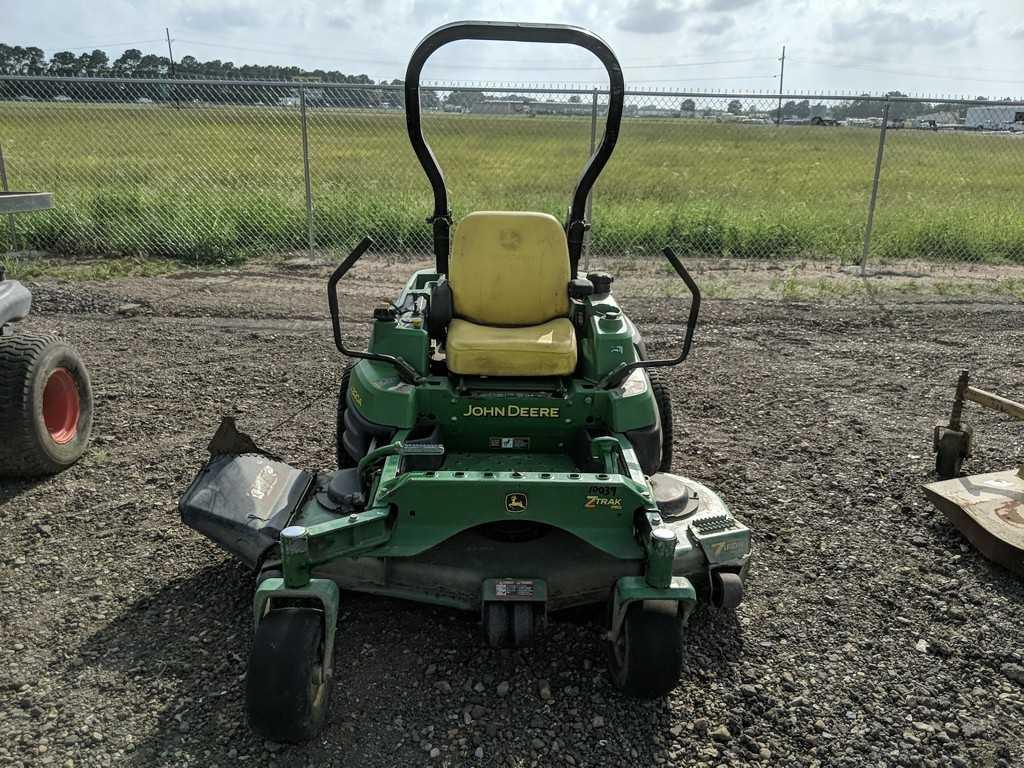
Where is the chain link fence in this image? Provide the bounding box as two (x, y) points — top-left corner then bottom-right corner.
(1, 75), (1022, 270)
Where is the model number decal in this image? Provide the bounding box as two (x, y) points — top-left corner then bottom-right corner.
(585, 496), (622, 509)
(349, 386), (363, 407)
(585, 485), (621, 509)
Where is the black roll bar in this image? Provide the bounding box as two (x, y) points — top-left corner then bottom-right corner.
(404, 21), (625, 277)
(597, 247), (701, 389)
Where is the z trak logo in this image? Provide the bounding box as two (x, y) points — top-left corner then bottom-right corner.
(505, 493), (528, 513)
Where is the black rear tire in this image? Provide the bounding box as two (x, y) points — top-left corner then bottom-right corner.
(607, 602), (683, 698)
(246, 608), (331, 744)
(335, 364), (355, 469)
(649, 370), (674, 473)
(0, 334), (93, 477)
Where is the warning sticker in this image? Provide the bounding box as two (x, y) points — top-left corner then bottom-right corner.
(489, 436), (530, 450)
(495, 579), (535, 599)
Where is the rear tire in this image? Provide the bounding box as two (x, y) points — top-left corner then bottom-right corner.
(607, 602), (683, 698)
(335, 364), (355, 469)
(0, 334), (92, 477)
(649, 370), (674, 473)
(246, 608), (331, 743)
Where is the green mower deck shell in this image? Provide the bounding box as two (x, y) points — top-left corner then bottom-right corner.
(270, 466), (749, 612)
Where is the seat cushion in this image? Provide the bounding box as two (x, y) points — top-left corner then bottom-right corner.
(446, 318), (577, 377)
(449, 211), (570, 327)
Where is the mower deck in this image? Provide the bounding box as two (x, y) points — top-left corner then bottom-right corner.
(923, 469), (1024, 577)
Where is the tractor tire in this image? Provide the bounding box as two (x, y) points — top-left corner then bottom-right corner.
(246, 608), (331, 743)
(649, 370), (674, 473)
(607, 602), (683, 699)
(0, 334), (93, 478)
(935, 430), (964, 479)
(335, 364), (356, 469)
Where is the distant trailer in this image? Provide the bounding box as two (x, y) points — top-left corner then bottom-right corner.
(965, 105), (1024, 130)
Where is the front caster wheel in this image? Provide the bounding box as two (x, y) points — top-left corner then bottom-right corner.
(246, 608), (331, 743)
(607, 602), (683, 698)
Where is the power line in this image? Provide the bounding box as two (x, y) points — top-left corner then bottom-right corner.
(788, 58), (1024, 85)
(795, 50), (1024, 76)
(175, 39), (775, 72)
(630, 74), (778, 83)
(21, 38), (167, 51)
(176, 35), (771, 68)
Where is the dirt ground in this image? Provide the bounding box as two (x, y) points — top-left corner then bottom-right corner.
(1, 261), (1023, 768)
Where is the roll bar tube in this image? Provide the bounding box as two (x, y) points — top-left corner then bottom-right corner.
(404, 21), (625, 277)
(597, 247), (701, 389)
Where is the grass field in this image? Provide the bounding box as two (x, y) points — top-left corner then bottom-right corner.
(2, 101), (1023, 263)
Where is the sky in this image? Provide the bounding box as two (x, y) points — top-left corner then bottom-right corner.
(4, 0), (1023, 99)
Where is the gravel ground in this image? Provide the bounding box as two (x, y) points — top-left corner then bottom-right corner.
(1, 264), (1023, 768)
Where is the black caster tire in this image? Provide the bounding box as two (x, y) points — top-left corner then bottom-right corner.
(0, 334), (93, 478)
(246, 608), (331, 743)
(935, 430), (964, 479)
(335, 364), (356, 469)
(483, 602), (511, 648)
(608, 602), (683, 699)
(649, 370), (674, 473)
(483, 602), (535, 648)
(511, 602), (535, 647)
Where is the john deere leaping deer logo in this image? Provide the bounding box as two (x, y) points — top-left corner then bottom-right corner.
(498, 229), (522, 251)
(505, 493), (528, 513)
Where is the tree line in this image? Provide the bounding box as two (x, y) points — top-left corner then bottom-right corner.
(0, 43), (453, 108)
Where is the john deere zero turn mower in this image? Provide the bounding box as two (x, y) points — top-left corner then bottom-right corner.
(180, 21), (751, 743)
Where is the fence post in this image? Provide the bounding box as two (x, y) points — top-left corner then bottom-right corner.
(299, 86), (315, 259)
(0, 144), (15, 253)
(861, 100), (890, 275)
(583, 88), (598, 272)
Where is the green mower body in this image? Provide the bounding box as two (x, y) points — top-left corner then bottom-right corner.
(179, 20), (751, 744)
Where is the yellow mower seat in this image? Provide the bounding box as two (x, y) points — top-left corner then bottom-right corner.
(446, 211), (577, 377)
(446, 318), (577, 376)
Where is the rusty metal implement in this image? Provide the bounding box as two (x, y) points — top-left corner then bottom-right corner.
(923, 469), (1024, 576)
(924, 370), (1024, 576)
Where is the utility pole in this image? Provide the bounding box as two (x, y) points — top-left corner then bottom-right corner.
(165, 27), (180, 108)
(165, 28), (176, 76)
(776, 45), (785, 126)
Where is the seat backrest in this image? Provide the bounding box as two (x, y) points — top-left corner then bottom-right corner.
(449, 211), (570, 327)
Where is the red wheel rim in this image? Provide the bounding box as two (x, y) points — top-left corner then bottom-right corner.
(42, 368), (80, 444)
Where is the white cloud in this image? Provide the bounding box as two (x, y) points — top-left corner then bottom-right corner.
(616, 0), (687, 35)
(4, 0), (1022, 98)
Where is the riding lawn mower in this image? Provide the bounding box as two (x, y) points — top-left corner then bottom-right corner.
(180, 21), (752, 743)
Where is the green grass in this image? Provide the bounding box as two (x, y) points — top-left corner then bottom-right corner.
(1, 253), (182, 280)
(2, 102), (1022, 263)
